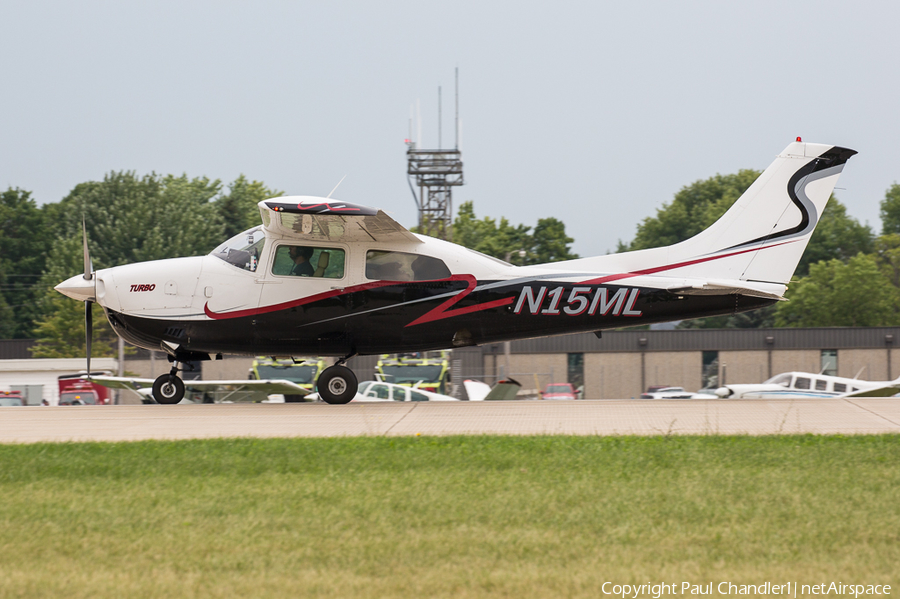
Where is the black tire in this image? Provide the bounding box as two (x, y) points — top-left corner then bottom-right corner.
(317, 366), (358, 405)
(152, 374), (185, 405)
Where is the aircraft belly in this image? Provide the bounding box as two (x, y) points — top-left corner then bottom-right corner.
(105, 280), (776, 357)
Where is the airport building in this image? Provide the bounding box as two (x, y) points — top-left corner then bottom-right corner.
(451, 327), (900, 399)
(4, 327), (900, 401)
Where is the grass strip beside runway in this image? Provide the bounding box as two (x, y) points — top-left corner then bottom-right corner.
(1, 435), (898, 598)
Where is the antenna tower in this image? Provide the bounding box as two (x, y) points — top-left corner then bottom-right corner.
(406, 68), (463, 240)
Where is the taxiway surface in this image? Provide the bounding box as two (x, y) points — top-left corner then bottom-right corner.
(2, 398), (900, 443)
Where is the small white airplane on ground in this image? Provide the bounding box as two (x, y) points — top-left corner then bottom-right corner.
(56, 140), (856, 405)
(306, 380), (460, 402)
(639, 386), (718, 400)
(716, 371), (900, 400)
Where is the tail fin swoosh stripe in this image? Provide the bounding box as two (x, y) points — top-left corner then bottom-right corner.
(721, 161), (848, 253)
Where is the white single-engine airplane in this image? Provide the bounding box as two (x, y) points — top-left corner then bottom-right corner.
(56, 140), (856, 405)
(716, 371), (900, 400)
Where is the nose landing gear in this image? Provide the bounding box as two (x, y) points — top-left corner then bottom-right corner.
(152, 364), (186, 404)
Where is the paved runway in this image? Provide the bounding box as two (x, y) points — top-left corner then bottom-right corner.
(2, 397), (900, 443)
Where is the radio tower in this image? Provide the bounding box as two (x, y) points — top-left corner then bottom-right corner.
(406, 68), (463, 241)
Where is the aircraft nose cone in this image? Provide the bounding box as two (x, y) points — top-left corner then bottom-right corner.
(55, 274), (96, 302)
(715, 387), (730, 398)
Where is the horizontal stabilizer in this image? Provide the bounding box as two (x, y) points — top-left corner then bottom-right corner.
(667, 281), (786, 301)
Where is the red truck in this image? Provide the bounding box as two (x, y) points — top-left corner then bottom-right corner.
(57, 374), (112, 405)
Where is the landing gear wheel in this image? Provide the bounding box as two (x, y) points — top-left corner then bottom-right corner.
(317, 365), (358, 405)
(152, 374), (185, 404)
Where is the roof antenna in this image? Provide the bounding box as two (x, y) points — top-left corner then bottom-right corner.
(455, 66), (459, 150)
(326, 175), (347, 199)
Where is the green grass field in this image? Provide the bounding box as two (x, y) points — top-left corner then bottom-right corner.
(1, 435), (898, 598)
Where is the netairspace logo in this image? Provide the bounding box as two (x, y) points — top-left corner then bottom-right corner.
(600, 581), (892, 598)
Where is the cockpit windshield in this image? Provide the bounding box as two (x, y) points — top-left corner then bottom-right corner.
(764, 373), (793, 387)
(211, 227), (265, 272)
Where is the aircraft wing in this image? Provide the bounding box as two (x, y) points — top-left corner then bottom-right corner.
(87, 375), (309, 396)
(260, 196), (421, 244)
(840, 384), (900, 398)
(86, 375), (154, 391)
(667, 281), (786, 301)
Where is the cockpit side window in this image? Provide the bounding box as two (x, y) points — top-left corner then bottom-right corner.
(365, 250), (451, 281)
(271, 245), (345, 279)
(210, 227), (265, 272)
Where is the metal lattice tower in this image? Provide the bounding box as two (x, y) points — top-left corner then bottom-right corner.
(406, 70), (463, 241)
(406, 148), (463, 240)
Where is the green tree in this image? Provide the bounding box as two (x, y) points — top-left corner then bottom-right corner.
(0, 187), (48, 338)
(215, 175), (283, 239)
(451, 201), (577, 265)
(626, 170), (761, 251)
(33, 172), (227, 355)
(531, 217), (578, 264)
(879, 183), (900, 235)
(796, 198), (874, 276)
(47, 172), (226, 267)
(774, 253), (894, 327)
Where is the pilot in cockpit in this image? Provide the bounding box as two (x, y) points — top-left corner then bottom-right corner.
(289, 246), (315, 277)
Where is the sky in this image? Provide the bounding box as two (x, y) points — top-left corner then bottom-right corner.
(2, 0), (899, 258)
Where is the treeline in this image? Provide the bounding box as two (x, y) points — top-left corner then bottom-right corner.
(0, 173), (281, 355)
(618, 172), (900, 328)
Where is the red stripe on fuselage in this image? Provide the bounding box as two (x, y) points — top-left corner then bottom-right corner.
(203, 280), (400, 320)
(404, 275), (514, 327)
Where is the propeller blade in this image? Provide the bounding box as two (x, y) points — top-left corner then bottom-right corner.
(85, 300), (92, 379)
(82, 217), (93, 281)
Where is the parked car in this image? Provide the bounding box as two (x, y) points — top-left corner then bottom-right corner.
(541, 383), (577, 400)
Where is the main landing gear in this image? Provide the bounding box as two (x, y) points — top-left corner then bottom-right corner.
(153, 364), (186, 404)
(316, 354), (359, 405)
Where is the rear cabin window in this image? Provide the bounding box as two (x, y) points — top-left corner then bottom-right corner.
(365, 250), (450, 281)
(272, 246), (345, 279)
(815, 379), (827, 391)
(834, 382), (847, 393)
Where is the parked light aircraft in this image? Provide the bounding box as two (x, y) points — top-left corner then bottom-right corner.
(306, 380), (460, 402)
(716, 371), (900, 400)
(55, 140), (855, 405)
